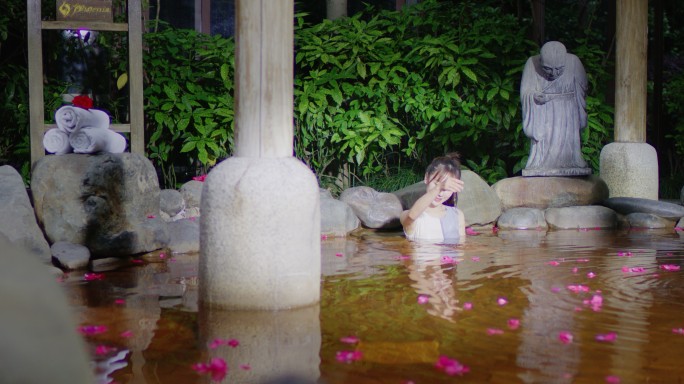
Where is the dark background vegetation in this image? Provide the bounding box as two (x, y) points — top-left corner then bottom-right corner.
(2, 0), (684, 198)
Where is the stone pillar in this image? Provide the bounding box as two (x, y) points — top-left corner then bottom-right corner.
(200, 0), (321, 310)
(600, 0), (658, 199)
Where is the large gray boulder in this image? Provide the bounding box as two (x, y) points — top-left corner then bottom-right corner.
(0, 165), (51, 262)
(601, 197), (684, 221)
(393, 170), (502, 226)
(340, 186), (402, 229)
(31, 153), (167, 257)
(320, 189), (359, 236)
(492, 175), (609, 210)
(0, 234), (94, 383)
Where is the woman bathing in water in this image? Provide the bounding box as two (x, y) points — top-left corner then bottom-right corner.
(400, 153), (466, 244)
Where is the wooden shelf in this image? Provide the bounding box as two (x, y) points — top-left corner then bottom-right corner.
(28, 0), (144, 164)
(42, 20), (129, 31)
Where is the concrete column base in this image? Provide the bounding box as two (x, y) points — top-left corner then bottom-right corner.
(199, 304), (320, 382)
(599, 142), (658, 199)
(200, 156), (321, 310)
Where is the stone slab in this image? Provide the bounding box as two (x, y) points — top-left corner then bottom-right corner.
(492, 175), (609, 210)
(601, 197), (684, 220)
(544, 205), (617, 229)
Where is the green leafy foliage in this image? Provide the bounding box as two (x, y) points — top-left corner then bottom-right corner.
(295, 0), (614, 186)
(142, 23), (235, 187)
(295, 1), (531, 185)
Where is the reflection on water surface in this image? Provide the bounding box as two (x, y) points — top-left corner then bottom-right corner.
(63, 228), (684, 383)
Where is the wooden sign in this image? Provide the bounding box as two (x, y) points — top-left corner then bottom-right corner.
(57, 0), (113, 22)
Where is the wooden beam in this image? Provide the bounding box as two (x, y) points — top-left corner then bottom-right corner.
(42, 20), (128, 31)
(128, 0), (145, 155)
(615, 0), (648, 143)
(28, 0), (45, 166)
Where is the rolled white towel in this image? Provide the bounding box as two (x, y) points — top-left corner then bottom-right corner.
(69, 127), (128, 154)
(42, 128), (73, 154)
(55, 106), (110, 133)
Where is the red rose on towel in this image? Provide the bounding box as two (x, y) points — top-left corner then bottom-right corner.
(72, 95), (93, 109)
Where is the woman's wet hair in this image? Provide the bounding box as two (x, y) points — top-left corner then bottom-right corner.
(425, 152), (462, 206)
(425, 152), (462, 181)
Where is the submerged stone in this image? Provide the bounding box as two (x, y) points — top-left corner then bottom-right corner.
(51, 241), (90, 270)
(497, 207), (547, 230)
(602, 197), (684, 220)
(167, 218), (200, 254)
(544, 205), (617, 229)
(625, 213), (675, 229)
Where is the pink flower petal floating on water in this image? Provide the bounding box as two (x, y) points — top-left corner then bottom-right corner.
(78, 325), (108, 335)
(84, 272), (105, 281)
(547, 261), (561, 266)
(487, 328), (504, 335)
(440, 255), (455, 264)
(595, 332), (617, 342)
(394, 255), (411, 261)
(192, 357), (228, 382)
(465, 227), (480, 236)
(435, 355), (470, 376)
(617, 251), (633, 257)
(551, 286), (562, 293)
(471, 256), (480, 262)
(659, 264), (681, 271)
(114, 299), (126, 305)
(209, 338), (240, 349)
(335, 252), (343, 257)
(120, 330), (133, 338)
(131, 259), (144, 264)
(417, 295), (430, 304)
(567, 284), (590, 293)
(675, 226), (684, 232)
(576, 258), (590, 263)
(622, 266), (646, 273)
(340, 336), (360, 344)
(192, 175), (207, 182)
(605, 375), (621, 383)
(147, 214), (156, 219)
(497, 297), (508, 306)
(463, 302), (473, 310)
(240, 364), (251, 371)
(95, 345), (115, 355)
(508, 318), (520, 330)
(336, 350), (362, 363)
(558, 331), (574, 344)
(672, 328), (684, 335)
(572, 267), (579, 274)
(583, 294), (603, 311)
(587, 272), (597, 278)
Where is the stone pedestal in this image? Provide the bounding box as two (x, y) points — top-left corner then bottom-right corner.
(599, 142), (658, 199)
(199, 304), (320, 383)
(199, 157), (320, 309)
